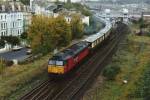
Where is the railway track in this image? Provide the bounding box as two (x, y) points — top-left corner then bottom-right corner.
(20, 23), (128, 100)
(20, 35), (115, 100)
(52, 37), (118, 100)
(51, 23), (127, 100)
(20, 80), (50, 100)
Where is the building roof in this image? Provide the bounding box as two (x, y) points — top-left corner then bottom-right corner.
(32, 0), (55, 8)
(45, 5), (57, 11)
(143, 12), (150, 16)
(0, 1), (30, 13)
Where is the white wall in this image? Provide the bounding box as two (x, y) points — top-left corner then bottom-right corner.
(0, 12), (27, 37)
(82, 16), (89, 26)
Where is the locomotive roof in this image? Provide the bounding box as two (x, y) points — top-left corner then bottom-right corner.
(52, 41), (89, 61)
(84, 16), (112, 43)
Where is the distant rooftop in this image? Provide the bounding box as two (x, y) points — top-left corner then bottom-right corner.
(143, 12), (150, 15)
(0, 0), (30, 13)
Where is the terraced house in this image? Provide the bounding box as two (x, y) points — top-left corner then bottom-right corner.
(0, 0), (31, 37)
(30, 0), (89, 25)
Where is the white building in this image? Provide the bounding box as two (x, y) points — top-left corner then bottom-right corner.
(59, 10), (90, 25)
(30, 0), (89, 25)
(0, 0), (31, 37)
(142, 12), (150, 22)
(30, 0), (55, 15)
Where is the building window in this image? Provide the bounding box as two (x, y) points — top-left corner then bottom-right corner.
(1, 23), (3, 29)
(1, 32), (3, 36)
(13, 22), (15, 28)
(18, 30), (20, 34)
(5, 23), (7, 28)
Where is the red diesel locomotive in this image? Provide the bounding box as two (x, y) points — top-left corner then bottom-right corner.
(48, 42), (90, 74)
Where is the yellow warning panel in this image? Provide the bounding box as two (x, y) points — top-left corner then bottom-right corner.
(48, 66), (64, 74)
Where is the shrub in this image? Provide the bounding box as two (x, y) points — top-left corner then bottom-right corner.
(1, 36), (20, 46)
(20, 32), (28, 39)
(5, 60), (13, 66)
(147, 32), (150, 37)
(103, 64), (121, 80)
(84, 16), (104, 35)
(0, 39), (5, 48)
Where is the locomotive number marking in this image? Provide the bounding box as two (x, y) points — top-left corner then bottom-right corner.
(74, 57), (78, 63)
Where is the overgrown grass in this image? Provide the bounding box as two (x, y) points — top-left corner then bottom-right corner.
(83, 33), (150, 100)
(0, 54), (51, 99)
(0, 58), (5, 74)
(99, 34), (150, 100)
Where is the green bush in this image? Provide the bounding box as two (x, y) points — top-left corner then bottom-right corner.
(84, 16), (104, 35)
(20, 32), (28, 39)
(103, 64), (121, 80)
(1, 36), (20, 46)
(0, 39), (5, 48)
(64, 3), (92, 16)
(20, 0), (30, 5)
(147, 32), (150, 37)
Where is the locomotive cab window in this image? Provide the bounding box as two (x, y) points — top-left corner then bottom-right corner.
(56, 61), (63, 66)
(49, 60), (55, 65)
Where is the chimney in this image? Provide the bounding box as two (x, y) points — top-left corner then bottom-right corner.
(2, 5), (5, 12)
(24, 5), (26, 11)
(30, 0), (34, 10)
(11, 4), (15, 11)
(18, 4), (21, 11)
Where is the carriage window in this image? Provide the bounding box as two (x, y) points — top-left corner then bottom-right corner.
(56, 61), (63, 66)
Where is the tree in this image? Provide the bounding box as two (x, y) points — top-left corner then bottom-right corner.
(84, 16), (103, 35)
(67, 0), (71, 3)
(55, 0), (60, 4)
(27, 15), (72, 54)
(82, 9), (92, 16)
(52, 15), (72, 47)
(1, 36), (20, 46)
(0, 39), (5, 48)
(28, 15), (52, 54)
(11, 36), (20, 46)
(20, 0), (30, 5)
(63, 3), (92, 16)
(70, 14), (84, 39)
(139, 17), (145, 29)
(20, 32), (28, 39)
